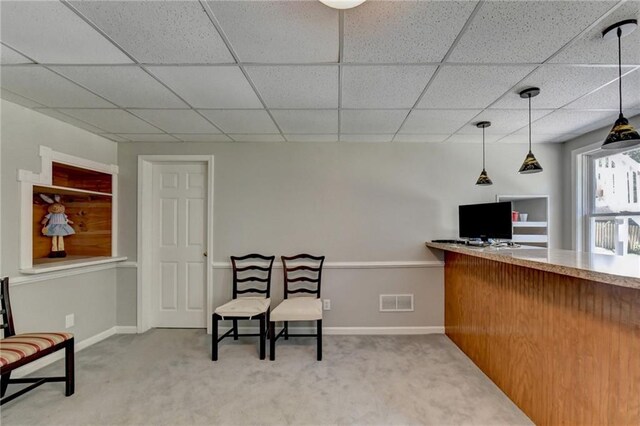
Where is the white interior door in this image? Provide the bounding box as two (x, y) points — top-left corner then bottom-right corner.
(151, 162), (207, 328)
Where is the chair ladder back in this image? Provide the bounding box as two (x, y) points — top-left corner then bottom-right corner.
(231, 254), (275, 298)
(281, 254), (325, 299)
(0, 277), (16, 338)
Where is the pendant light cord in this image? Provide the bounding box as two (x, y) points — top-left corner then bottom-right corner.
(482, 126), (486, 169)
(528, 95), (532, 152)
(617, 27), (623, 117)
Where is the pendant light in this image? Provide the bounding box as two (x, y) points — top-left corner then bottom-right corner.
(601, 19), (640, 150)
(518, 87), (543, 174)
(318, 0), (366, 9)
(475, 121), (493, 186)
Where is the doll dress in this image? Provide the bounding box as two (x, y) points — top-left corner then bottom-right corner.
(43, 213), (75, 236)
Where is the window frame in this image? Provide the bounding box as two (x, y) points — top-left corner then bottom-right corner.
(582, 147), (640, 255)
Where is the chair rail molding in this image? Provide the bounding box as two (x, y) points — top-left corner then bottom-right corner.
(212, 260), (444, 269)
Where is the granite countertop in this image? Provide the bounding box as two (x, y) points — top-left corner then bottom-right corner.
(425, 242), (640, 290)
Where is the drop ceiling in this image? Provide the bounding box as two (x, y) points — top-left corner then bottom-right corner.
(1, 0), (639, 144)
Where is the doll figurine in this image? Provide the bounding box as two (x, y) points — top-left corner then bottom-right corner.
(40, 194), (75, 258)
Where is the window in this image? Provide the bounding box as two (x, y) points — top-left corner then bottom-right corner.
(587, 148), (640, 257)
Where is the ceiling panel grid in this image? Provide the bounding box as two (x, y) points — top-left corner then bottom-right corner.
(0, 0), (636, 144)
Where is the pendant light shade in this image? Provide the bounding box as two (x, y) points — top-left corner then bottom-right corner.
(475, 121), (493, 186)
(518, 87), (543, 174)
(601, 19), (640, 150)
(318, 0), (366, 9)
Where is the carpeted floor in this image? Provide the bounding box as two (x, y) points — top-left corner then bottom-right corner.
(1, 329), (531, 425)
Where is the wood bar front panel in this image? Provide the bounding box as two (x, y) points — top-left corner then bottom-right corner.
(444, 252), (640, 425)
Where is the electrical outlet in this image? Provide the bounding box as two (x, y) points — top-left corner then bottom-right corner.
(323, 299), (331, 311)
(65, 314), (74, 329)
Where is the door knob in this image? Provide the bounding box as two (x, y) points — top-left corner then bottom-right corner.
(204, 252), (208, 257)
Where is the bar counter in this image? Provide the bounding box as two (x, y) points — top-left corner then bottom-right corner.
(426, 242), (640, 289)
(426, 242), (639, 425)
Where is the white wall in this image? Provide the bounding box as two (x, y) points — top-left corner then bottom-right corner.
(117, 140), (564, 328)
(0, 100), (118, 340)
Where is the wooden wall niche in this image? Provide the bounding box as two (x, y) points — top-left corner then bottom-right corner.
(31, 162), (113, 265)
(33, 191), (112, 261)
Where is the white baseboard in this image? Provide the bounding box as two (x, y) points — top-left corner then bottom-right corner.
(221, 326), (444, 335)
(11, 326), (133, 378)
(114, 326), (138, 334)
(325, 326), (444, 335)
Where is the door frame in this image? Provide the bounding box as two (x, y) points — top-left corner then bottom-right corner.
(137, 155), (214, 334)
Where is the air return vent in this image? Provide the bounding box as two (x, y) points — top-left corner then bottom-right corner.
(379, 294), (414, 312)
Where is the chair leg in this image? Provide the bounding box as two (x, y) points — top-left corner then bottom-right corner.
(212, 314), (219, 361)
(266, 309), (270, 340)
(269, 321), (276, 361)
(259, 315), (266, 360)
(1, 372), (11, 398)
(233, 319), (239, 340)
(317, 319), (322, 361)
(64, 338), (75, 396)
(284, 321), (289, 340)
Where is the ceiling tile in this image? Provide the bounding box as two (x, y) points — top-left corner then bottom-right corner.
(70, 0), (232, 64)
(0, 66), (114, 107)
(129, 109), (221, 134)
(50, 66), (188, 108)
(418, 65), (535, 109)
(1, 88), (44, 108)
(343, 1), (477, 63)
(246, 66), (338, 108)
(340, 110), (408, 134)
(230, 134), (285, 142)
(399, 109), (481, 134)
(393, 134), (450, 143)
(147, 66), (262, 108)
(446, 133), (505, 144)
(172, 134), (232, 142)
(0, 44), (33, 64)
(285, 134), (339, 143)
(550, 2), (640, 65)
(208, 0), (338, 63)
(531, 110), (619, 135)
(500, 131), (581, 144)
(270, 110), (338, 134)
(0, 1), (131, 64)
(98, 134), (130, 142)
(491, 66), (627, 110)
(342, 66), (436, 108)
(57, 109), (162, 133)
(448, 1), (617, 63)
(456, 109), (552, 135)
(34, 108), (109, 133)
(564, 68), (640, 110)
(341, 134), (394, 143)
(199, 110), (278, 134)
(115, 134), (181, 143)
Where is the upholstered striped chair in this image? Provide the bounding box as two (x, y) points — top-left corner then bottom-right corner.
(269, 254), (325, 361)
(0, 277), (74, 405)
(212, 254), (275, 361)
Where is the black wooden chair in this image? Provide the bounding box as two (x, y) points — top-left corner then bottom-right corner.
(269, 254), (325, 361)
(212, 254), (275, 360)
(0, 277), (74, 405)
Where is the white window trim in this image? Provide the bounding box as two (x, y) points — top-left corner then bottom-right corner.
(574, 143), (640, 253)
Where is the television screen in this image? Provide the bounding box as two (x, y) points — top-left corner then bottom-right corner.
(459, 201), (513, 241)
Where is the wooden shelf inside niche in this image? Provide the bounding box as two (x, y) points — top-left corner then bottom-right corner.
(33, 186), (112, 261)
(52, 162), (112, 194)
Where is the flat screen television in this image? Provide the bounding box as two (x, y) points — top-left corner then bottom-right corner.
(459, 201), (512, 241)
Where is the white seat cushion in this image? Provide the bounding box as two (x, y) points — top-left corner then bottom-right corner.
(270, 297), (322, 322)
(214, 297), (270, 318)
